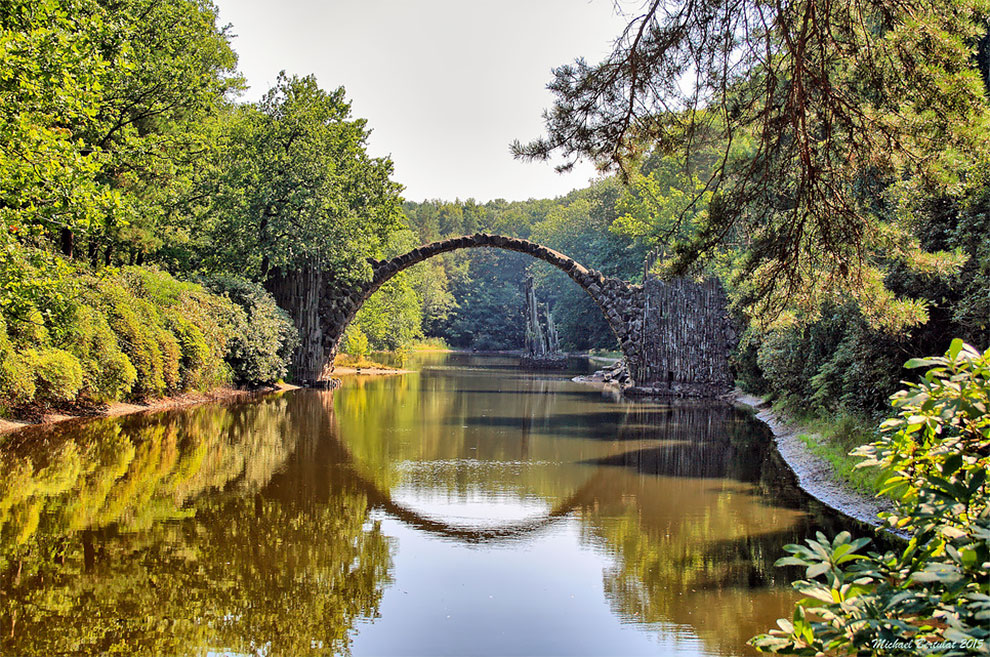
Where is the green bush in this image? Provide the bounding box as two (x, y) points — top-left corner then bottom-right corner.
(30, 348), (83, 402)
(156, 324), (182, 393)
(92, 270), (237, 397)
(96, 280), (169, 398)
(342, 325), (369, 359)
(755, 328), (809, 404)
(170, 315), (210, 386)
(66, 305), (137, 401)
(0, 247), (295, 413)
(200, 276), (298, 387)
(751, 340), (990, 655)
(0, 318), (36, 405)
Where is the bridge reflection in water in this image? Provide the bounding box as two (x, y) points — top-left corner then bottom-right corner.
(0, 353), (848, 657)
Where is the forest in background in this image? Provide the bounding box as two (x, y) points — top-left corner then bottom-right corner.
(1, 0), (988, 432)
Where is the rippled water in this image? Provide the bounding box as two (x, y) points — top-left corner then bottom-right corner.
(0, 353), (848, 656)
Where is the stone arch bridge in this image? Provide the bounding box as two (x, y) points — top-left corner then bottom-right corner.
(272, 233), (734, 397)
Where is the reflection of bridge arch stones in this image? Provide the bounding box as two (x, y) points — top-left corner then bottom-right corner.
(288, 387), (601, 544)
(271, 233), (734, 397)
(355, 471), (602, 544)
(326, 423), (604, 544)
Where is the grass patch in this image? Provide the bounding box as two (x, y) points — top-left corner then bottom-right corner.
(793, 415), (884, 495)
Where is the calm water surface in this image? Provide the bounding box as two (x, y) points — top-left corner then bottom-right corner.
(0, 353), (847, 656)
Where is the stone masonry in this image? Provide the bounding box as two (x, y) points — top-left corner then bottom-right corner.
(309, 233), (733, 397)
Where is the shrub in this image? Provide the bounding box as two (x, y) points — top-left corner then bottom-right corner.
(101, 268), (230, 392)
(751, 340), (990, 655)
(200, 276), (297, 387)
(744, 304), (908, 419)
(170, 315), (210, 387)
(0, 247), (294, 413)
(155, 324), (182, 393)
(96, 280), (168, 398)
(342, 325), (369, 359)
(0, 318), (34, 404)
(92, 270), (236, 397)
(66, 304), (137, 401)
(30, 348), (84, 402)
(755, 328), (809, 404)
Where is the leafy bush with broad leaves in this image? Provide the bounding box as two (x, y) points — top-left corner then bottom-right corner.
(30, 348), (84, 402)
(751, 339), (989, 655)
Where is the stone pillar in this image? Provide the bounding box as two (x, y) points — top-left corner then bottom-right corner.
(265, 263), (327, 384)
(628, 276), (735, 397)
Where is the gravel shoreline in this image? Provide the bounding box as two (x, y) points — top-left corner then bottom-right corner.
(733, 391), (896, 530)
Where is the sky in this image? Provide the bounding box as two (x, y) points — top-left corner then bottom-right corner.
(212, 0), (631, 203)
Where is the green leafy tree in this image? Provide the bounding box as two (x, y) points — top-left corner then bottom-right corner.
(193, 74), (402, 380)
(516, 0), (990, 328)
(0, 0), (239, 263)
(0, 0), (118, 254)
(79, 0), (240, 266)
(202, 73), (401, 282)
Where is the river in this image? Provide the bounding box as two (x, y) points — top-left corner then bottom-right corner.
(0, 352), (851, 656)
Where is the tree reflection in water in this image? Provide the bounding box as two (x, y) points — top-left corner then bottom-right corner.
(0, 394), (393, 657)
(1, 356), (859, 657)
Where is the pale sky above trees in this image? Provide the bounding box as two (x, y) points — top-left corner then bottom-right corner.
(214, 0), (629, 202)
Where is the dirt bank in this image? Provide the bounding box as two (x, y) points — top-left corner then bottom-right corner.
(734, 391), (895, 529)
(0, 384), (300, 438)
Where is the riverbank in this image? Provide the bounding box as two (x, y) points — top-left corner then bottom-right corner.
(733, 391), (894, 530)
(0, 361), (418, 438)
(0, 383), (299, 438)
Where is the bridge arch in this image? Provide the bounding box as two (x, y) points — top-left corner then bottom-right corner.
(310, 233), (647, 384)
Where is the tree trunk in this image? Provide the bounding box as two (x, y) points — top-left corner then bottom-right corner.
(82, 530), (95, 572)
(59, 228), (74, 257)
(524, 276), (547, 357)
(265, 262), (329, 384)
